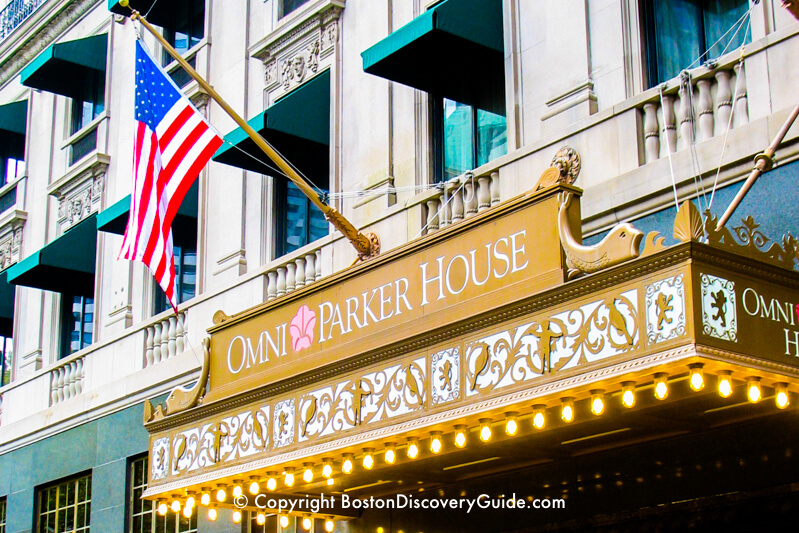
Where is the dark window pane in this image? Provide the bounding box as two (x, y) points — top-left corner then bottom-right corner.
(443, 98), (474, 181)
(476, 108), (507, 167)
(645, 0), (749, 86)
(285, 183), (310, 252)
(652, 0), (702, 85)
(281, 0), (311, 18)
(163, 0), (205, 65)
(704, 0), (749, 59)
(0, 185), (17, 214)
(70, 128), (98, 166)
(62, 295), (94, 357)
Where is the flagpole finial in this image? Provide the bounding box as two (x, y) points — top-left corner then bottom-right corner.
(119, 0), (129, 6)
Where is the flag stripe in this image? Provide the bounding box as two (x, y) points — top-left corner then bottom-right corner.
(121, 41), (222, 311)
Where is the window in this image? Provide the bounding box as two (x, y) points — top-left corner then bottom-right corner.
(154, 217), (197, 313)
(0, 336), (11, 387)
(280, 0), (311, 18)
(60, 295), (93, 358)
(129, 457), (197, 533)
(37, 474), (91, 533)
(276, 180), (329, 257)
(435, 97), (507, 182)
(70, 69), (104, 165)
(162, 0), (204, 65)
(0, 496), (6, 533)
(246, 511), (278, 532)
(0, 156), (23, 188)
(642, 0), (750, 87)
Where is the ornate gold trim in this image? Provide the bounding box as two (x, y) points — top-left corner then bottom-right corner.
(144, 338), (211, 423)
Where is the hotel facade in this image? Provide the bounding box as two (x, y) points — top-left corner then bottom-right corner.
(0, 0), (799, 531)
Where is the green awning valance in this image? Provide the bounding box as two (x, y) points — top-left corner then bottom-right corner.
(361, 0), (504, 112)
(212, 70), (330, 180)
(98, 180), (200, 235)
(108, 0), (180, 29)
(0, 100), (27, 159)
(7, 214), (97, 297)
(21, 34), (108, 100)
(0, 271), (15, 337)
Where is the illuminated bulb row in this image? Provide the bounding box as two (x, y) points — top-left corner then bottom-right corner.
(176, 372), (790, 521)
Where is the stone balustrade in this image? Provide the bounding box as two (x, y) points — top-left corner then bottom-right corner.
(144, 310), (188, 368)
(49, 355), (85, 406)
(424, 171), (501, 234)
(266, 247), (323, 301)
(639, 63), (748, 164)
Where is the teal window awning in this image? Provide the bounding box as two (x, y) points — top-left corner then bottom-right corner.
(108, 1), (182, 29)
(361, 0), (505, 113)
(0, 100), (27, 160)
(7, 214), (97, 297)
(212, 69), (330, 181)
(97, 180), (200, 235)
(21, 34), (108, 100)
(0, 271), (15, 337)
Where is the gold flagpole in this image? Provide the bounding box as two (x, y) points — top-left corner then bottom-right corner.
(122, 3), (380, 261)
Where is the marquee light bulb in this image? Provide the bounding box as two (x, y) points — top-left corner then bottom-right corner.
(561, 399), (574, 423)
(323, 461), (333, 478)
(280, 515), (290, 529)
(621, 383), (636, 408)
(689, 365), (704, 391)
(454, 425), (467, 447)
(249, 480), (260, 495)
(182, 505), (192, 518)
(157, 502), (168, 516)
(232, 484), (243, 498)
(342, 455), (354, 474)
(327, 478), (335, 486)
(363, 450), (375, 470)
(505, 413), (518, 436)
(718, 372), (733, 398)
(384, 444), (397, 464)
(302, 516), (313, 531)
(776, 383), (790, 409)
(303, 465), (314, 482)
(232, 510), (242, 524)
(215, 487), (226, 502)
(267, 475), (278, 491)
(407, 439), (419, 459)
(325, 519), (336, 532)
(479, 419), (492, 442)
(430, 433), (443, 453)
(532, 406), (546, 429)
(284, 470), (295, 487)
(200, 492), (211, 506)
(171, 500), (181, 513)
(747, 379), (761, 403)
(590, 391), (604, 416)
(257, 513), (266, 525)
(207, 508), (217, 521)
(654, 374), (668, 400)
(185, 496), (196, 509)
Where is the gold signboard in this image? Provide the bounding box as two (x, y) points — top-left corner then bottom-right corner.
(205, 185), (581, 404)
(142, 169), (799, 508)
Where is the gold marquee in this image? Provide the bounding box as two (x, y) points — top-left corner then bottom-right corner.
(140, 153), (799, 526)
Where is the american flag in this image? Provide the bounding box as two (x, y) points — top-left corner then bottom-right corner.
(120, 41), (222, 311)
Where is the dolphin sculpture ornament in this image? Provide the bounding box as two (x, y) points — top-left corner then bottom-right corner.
(144, 337), (211, 423)
(558, 192), (643, 279)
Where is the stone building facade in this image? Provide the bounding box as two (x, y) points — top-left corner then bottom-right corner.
(0, 0), (798, 531)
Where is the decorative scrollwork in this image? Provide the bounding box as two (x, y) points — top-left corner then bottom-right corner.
(705, 211), (799, 270)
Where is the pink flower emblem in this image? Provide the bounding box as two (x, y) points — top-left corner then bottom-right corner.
(290, 304), (316, 352)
